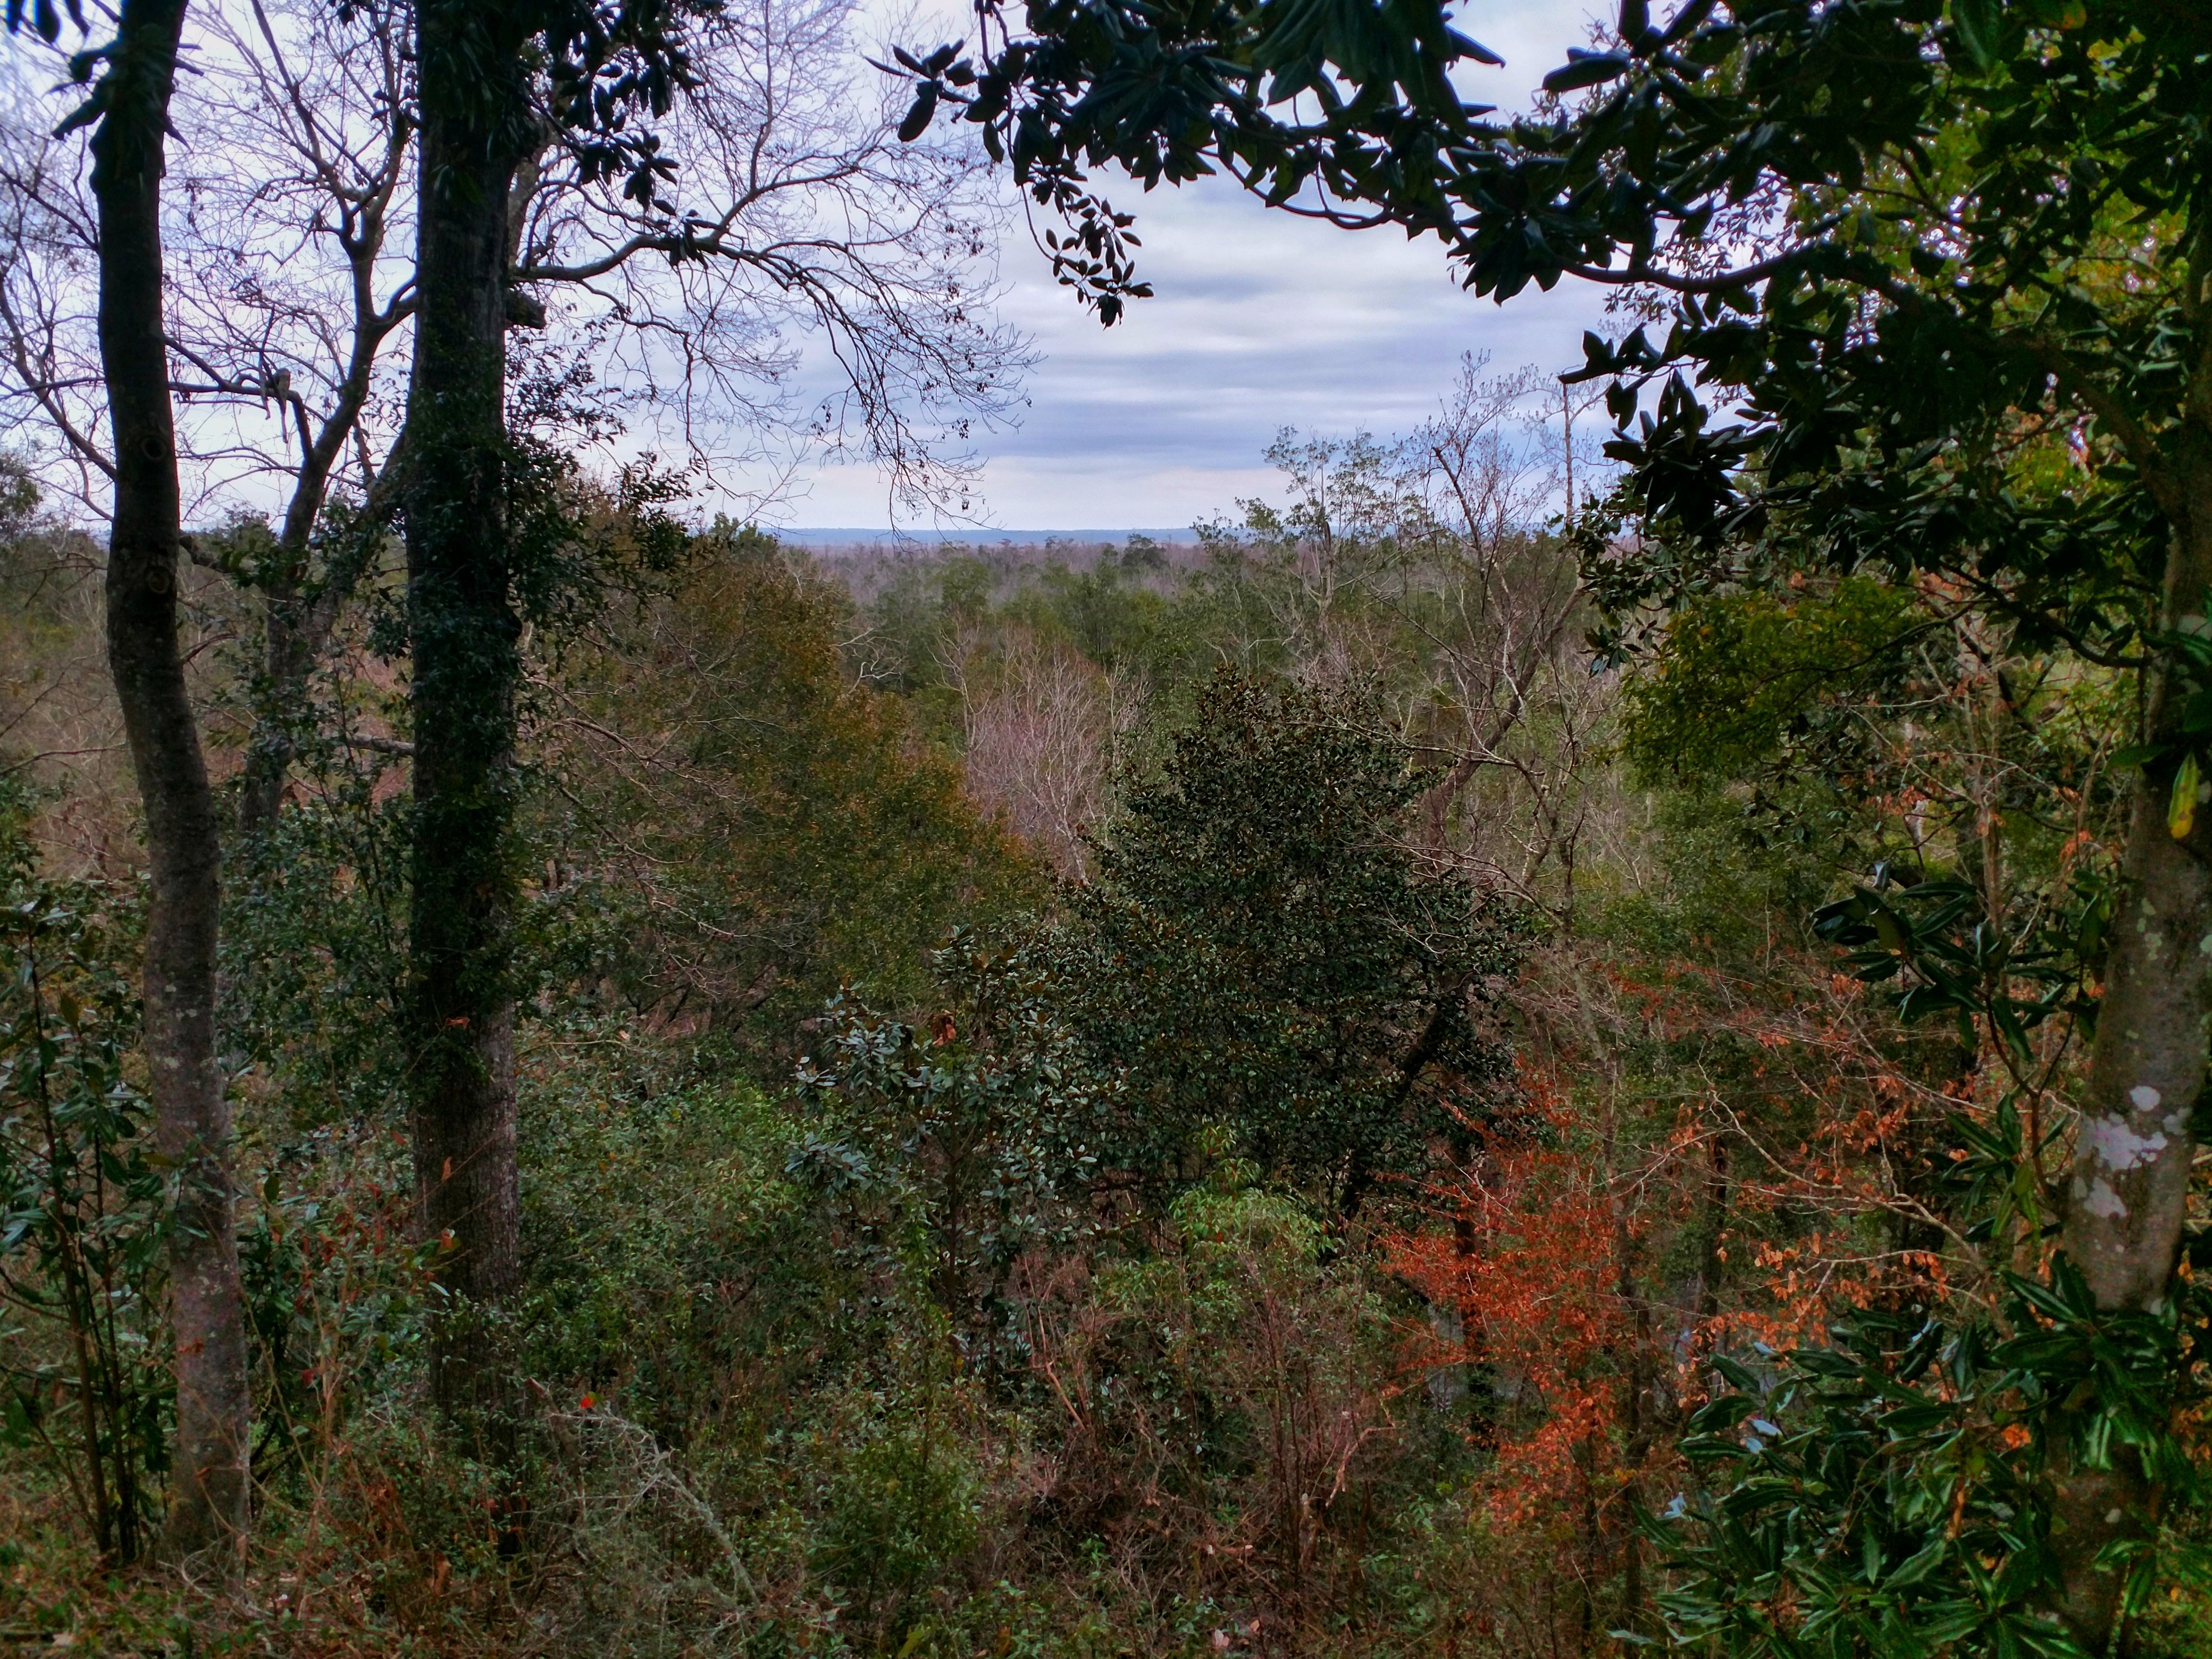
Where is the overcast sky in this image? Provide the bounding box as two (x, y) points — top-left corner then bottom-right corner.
(772, 0), (1619, 534)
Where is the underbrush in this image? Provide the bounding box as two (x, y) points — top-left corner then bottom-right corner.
(2, 1024), (1495, 1657)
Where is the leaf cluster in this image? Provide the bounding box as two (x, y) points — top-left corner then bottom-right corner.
(399, 0), (725, 211)
(792, 929), (1105, 1347)
(1813, 864), (2109, 1068)
(1653, 1251), (2212, 1659)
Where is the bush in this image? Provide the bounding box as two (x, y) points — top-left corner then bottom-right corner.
(1015, 1169), (1444, 1648)
(792, 930), (1105, 1348)
(0, 780), (167, 1565)
(538, 530), (1042, 1058)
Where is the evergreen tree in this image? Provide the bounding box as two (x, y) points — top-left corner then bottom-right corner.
(1059, 672), (1520, 1212)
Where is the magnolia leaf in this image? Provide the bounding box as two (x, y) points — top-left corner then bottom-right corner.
(1951, 0), (2021, 71)
(1543, 51), (1631, 95)
(1711, 1352), (1762, 1392)
(1688, 1392), (1757, 1432)
(898, 80), (940, 143)
(2109, 741), (2166, 771)
(2169, 750), (2199, 841)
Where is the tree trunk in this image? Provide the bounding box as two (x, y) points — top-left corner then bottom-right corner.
(88, 0), (250, 1555)
(2051, 506), (2212, 1649)
(403, 2), (533, 1417)
(236, 551), (364, 839)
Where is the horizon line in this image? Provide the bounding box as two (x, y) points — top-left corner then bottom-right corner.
(770, 526), (1200, 546)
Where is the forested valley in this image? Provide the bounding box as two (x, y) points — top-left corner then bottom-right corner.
(4, 1), (2212, 1655)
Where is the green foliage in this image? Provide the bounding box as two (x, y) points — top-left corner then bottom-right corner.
(1532, 4), (2207, 840)
(1016, 556), (1200, 684)
(1057, 672), (1521, 1209)
(1653, 1259), (2212, 1659)
(543, 530), (1041, 1054)
(1812, 866), (2108, 1069)
(858, 540), (1217, 727)
(510, 1026), (999, 1648)
(504, 399), (694, 647)
(223, 784), (412, 1129)
(809, 1337), (984, 1626)
(1622, 578), (1923, 786)
(517, 1050), (841, 1444)
(236, 1125), (437, 1496)
(907, 0), (2212, 696)
(793, 931), (1105, 1337)
(0, 452), (36, 530)
(1639, 684), (2207, 1654)
(2113, 607), (2212, 830)
(0, 780), (166, 1564)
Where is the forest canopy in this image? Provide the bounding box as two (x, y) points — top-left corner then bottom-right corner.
(3, 2), (2211, 1657)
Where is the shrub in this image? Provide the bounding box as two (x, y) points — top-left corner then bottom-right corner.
(0, 780), (166, 1565)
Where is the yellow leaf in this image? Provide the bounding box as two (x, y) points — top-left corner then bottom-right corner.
(2171, 751), (2200, 841)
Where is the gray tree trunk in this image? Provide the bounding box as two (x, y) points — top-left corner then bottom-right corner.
(2052, 506), (2212, 1648)
(87, 0), (250, 1556)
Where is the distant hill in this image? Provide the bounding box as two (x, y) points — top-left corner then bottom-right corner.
(771, 526), (1197, 549)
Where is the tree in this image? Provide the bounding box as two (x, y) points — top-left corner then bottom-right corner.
(4, 0), (1025, 1428)
(401, 0), (671, 1412)
(399, 0), (1023, 1411)
(503, 0), (1026, 518)
(540, 527), (1039, 1051)
(1057, 671), (1520, 1212)
(4, 0), (248, 1554)
(0, 0), (1022, 847)
(0, 1), (419, 843)
(1194, 367), (1604, 920)
(890, 1), (2212, 1641)
(950, 620), (1137, 875)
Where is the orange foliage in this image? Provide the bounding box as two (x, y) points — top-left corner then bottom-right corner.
(1390, 1070), (1673, 1545)
(1379, 927), (2008, 1645)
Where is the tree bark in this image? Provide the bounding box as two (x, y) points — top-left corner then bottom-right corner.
(2051, 503), (2212, 1648)
(403, 1), (533, 1416)
(87, 0), (250, 1555)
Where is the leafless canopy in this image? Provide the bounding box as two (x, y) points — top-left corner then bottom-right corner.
(0, 0), (1026, 547)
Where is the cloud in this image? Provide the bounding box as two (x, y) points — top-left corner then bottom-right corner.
(757, 0), (1621, 531)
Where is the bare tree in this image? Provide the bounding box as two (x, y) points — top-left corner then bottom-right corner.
(1199, 429), (1424, 680)
(1395, 356), (1613, 924)
(180, 0), (416, 837)
(952, 623), (1138, 873)
(507, 0), (1027, 514)
(0, 0), (417, 841)
(1190, 357), (1611, 918)
(0, 0), (1025, 831)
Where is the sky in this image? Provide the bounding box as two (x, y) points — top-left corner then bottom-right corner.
(0, 0), (1619, 541)
(772, 0), (1621, 535)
